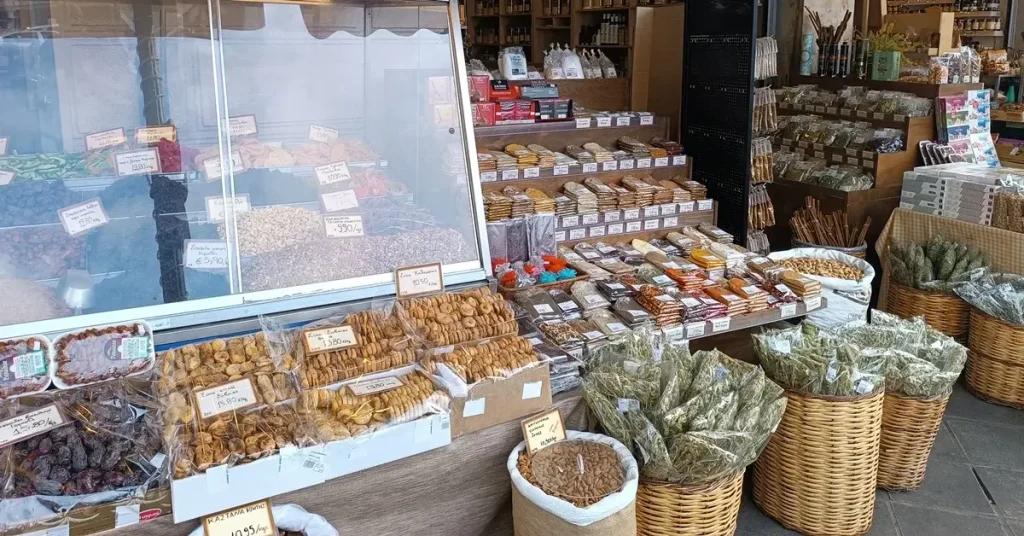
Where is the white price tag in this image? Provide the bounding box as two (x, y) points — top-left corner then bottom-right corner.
(228, 114), (258, 137)
(685, 322), (706, 338)
(672, 155), (686, 166)
(780, 303), (797, 317)
(195, 378), (258, 419)
(0, 137), (7, 155)
(654, 157), (669, 167)
(481, 171), (498, 182)
(184, 240), (228, 270)
(502, 169), (519, 181)
(303, 326), (357, 353)
(615, 116), (631, 127)
(555, 230), (566, 242)
(396, 262), (444, 297)
(523, 167), (540, 178)
(644, 206), (660, 218)
(616, 398), (641, 412)
(562, 215), (579, 227)
(135, 126), (176, 144)
(626, 221), (642, 233)
(203, 151), (243, 181)
(636, 158), (652, 169)
(639, 114), (654, 126)
(711, 317), (731, 333)
(59, 199), (109, 236)
(604, 211), (620, 222)
(309, 124), (340, 142)
(697, 199), (713, 211)
(205, 195), (251, 223)
(0, 170), (14, 186)
(805, 296), (821, 310)
(349, 376), (404, 396)
(596, 116), (612, 127)
(321, 189), (359, 212)
(84, 128), (127, 151)
(582, 214), (599, 225)
(663, 325), (684, 340)
(661, 203), (677, 215)
(680, 202), (695, 213)
(324, 215), (364, 238)
(569, 228), (586, 240)
(589, 225), (605, 237)
(202, 500), (275, 536)
(582, 162), (598, 173)
(607, 223), (623, 235)
(663, 216), (679, 227)
(553, 164), (569, 176)
(644, 219), (659, 230)
(534, 304), (554, 314)
(114, 149), (161, 177)
(0, 404), (65, 448)
(602, 161), (618, 171)
(314, 161), (352, 185)
(576, 117), (592, 128)
(616, 160), (633, 171)
(623, 208), (640, 220)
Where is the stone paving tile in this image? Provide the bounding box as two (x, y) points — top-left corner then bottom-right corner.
(1006, 518), (1024, 536)
(945, 383), (1024, 427)
(929, 421), (969, 463)
(946, 418), (1024, 470)
(735, 490), (891, 535)
(891, 503), (1008, 536)
(976, 467), (1024, 520)
(887, 461), (995, 515)
(867, 499), (901, 536)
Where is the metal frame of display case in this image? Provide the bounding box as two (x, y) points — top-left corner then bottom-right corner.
(0, 0), (491, 340)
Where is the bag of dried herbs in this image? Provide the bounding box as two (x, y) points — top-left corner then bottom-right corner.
(955, 273), (1024, 326)
(582, 329), (786, 486)
(888, 234), (989, 294)
(753, 324), (886, 397)
(833, 311), (967, 399)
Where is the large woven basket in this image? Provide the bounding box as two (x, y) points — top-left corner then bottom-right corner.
(877, 393), (950, 491)
(967, 309), (1024, 366)
(886, 280), (969, 339)
(753, 389), (884, 536)
(636, 471), (743, 536)
(966, 350), (1024, 409)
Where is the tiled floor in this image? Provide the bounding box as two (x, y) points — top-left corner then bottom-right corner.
(739, 381), (1024, 536)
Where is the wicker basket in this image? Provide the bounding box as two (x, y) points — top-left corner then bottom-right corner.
(753, 389), (884, 536)
(636, 472), (743, 536)
(791, 237), (867, 259)
(497, 275), (588, 299)
(966, 350), (1024, 409)
(877, 393), (950, 491)
(968, 309), (1024, 366)
(886, 280), (969, 339)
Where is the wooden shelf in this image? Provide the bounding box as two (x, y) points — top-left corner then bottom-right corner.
(577, 5), (630, 11)
(886, 0), (952, 6)
(664, 297), (827, 342)
(960, 30), (1003, 37)
(480, 157), (691, 189)
(955, 10), (1000, 17)
(791, 75), (983, 98)
(471, 13), (499, 17)
(536, 25), (572, 29)
(557, 205), (717, 246)
(778, 102), (934, 130)
(579, 43), (631, 48)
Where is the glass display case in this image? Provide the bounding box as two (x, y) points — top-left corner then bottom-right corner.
(0, 0), (487, 338)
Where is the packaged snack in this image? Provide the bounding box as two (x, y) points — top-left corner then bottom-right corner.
(52, 322), (155, 389)
(0, 336), (52, 400)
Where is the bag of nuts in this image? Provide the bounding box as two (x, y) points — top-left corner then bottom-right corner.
(769, 248), (876, 328)
(508, 431), (639, 535)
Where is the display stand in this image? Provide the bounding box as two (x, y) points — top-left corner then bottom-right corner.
(791, 76), (984, 98)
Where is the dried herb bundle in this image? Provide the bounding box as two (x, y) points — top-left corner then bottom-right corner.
(955, 273), (1024, 327)
(583, 329), (785, 486)
(753, 324), (886, 396)
(888, 234), (988, 294)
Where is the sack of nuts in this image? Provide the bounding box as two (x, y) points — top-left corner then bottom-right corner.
(508, 431), (639, 536)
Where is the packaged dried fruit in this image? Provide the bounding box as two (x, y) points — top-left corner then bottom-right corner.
(396, 286), (517, 348)
(0, 383), (165, 529)
(0, 336), (52, 400)
(421, 335), (540, 393)
(51, 321), (156, 389)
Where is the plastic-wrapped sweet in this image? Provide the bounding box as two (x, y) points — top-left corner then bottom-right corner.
(52, 322), (155, 389)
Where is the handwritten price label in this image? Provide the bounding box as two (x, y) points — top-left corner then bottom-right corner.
(0, 405), (65, 448)
(561, 215), (579, 228)
(0, 170), (14, 186)
(523, 167), (540, 178)
(501, 169), (518, 181)
(135, 126), (176, 144)
(203, 500), (276, 536)
(805, 296), (821, 310)
(672, 155), (686, 166)
(309, 124), (340, 143)
(203, 151), (244, 181)
(685, 322), (706, 339)
(114, 149), (161, 177)
(623, 208), (640, 220)
(636, 158), (652, 169)
(620, 159), (634, 170)
(321, 190), (359, 213)
(711, 317), (731, 333)
(480, 171), (497, 182)
(780, 303), (797, 317)
(553, 164), (569, 176)
(59, 199), (109, 236)
(205, 195), (251, 223)
(569, 228), (586, 240)
(615, 116), (631, 127)
(654, 157), (669, 167)
(582, 163), (598, 173)
(663, 216), (679, 227)
(596, 116), (612, 127)
(303, 325), (358, 354)
(602, 161), (618, 171)
(521, 408), (567, 455)
(626, 221), (642, 233)
(639, 114), (654, 126)
(348, 376), (404, 396)
(314, 161), (352, 185)
(228, 115), (258, 137)
(644, 219), (659, 230)
(324, 215), (364, 238)
(85, 128), (127, 151)
(581, 214), (599, 226)
(395, 262), (444, 298)
(644, 206), (660, 218)
(697, 199), (714, 211)
(184, 240), (228, 270)
(195, 378), (258, 419)
(575, 117), (592, 129)
(607, 223), (623, 235)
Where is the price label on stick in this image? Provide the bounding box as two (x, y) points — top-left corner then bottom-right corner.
(321, 190), (359, 213)
(114, 149), (161, 177)
(204, 151), (244, 181)
(135, 126), (177, 144)
(309, 124), (340, 143)
(315, 162), (352, 185)
(59, 199), (109, 237)
(184, 240), (229, 270)
(520, 408), (567, 455)
(395, 262), (444, 298)
(324, 215), (364, 238)
(194, 378), (258, 419)
(85, 128), (127, 151)
(228, 115), (258, 137)
(0, 404), (65, 449)
(203, 500), (276, 536)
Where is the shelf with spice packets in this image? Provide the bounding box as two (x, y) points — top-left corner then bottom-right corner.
(660, 296), (827, 342)
(555, 200), (716, 246)
(479, 153), (688, 183)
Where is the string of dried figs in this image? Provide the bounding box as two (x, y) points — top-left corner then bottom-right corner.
(398, 287), (516, 346)
(518, 440), (625, 507)
(291, 310), (415, 389)
(422, 336), (538, 384)
(298, 372), (448, 443)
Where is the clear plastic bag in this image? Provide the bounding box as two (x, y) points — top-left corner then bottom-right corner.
(527, 214), (557, 258)
(753, 324), (885, 396)
(395, 286), (517, 347)
(0, 336), (52, 400)
(515, 287), (564, 323)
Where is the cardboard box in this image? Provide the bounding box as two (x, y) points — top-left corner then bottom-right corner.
(472, 102), (496, 127)
(468, 75), (491, 102)
(446, 363), (552, 438)
(2, 487), (172, 536)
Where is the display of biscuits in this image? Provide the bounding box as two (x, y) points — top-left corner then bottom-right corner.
(293, 310), (415, 389)
(422, 336), (537, 384)
(398, 287), (516, 346)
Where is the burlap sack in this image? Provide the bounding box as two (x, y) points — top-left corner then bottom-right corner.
(511, 486), (636, 536)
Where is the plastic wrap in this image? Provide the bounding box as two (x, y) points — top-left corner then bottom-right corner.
(0, 383), (165, 530)
(0, 336), (52, 401)
(753, 324), (885, 396)
(526, 214), (557, 258)
(507, 218), (529, 264)
(583, 330), (785, 486)
(955, 273), (1024, 326)
(395, 286), (517, 347)
(549, 289), (583, 319)
(51, 322), (155, 389)
(487, 221), (510, 267)
(888, 235), (989, 294)
(570, 281), (611, 310)
(515, 288), (563, 323)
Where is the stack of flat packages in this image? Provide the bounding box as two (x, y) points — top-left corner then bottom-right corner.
(618, 136), (651, 158)
(634, 285), (682, 327)
(503, 186), (535, 217)
(696, 290), (729, 319)
(690, 248), (726, 274)
(646, 143), (669, 160)
(644, 177), (675, 205)
(665, 232), (699, 256)
(660, 180), (692, 203)
(622, 176), (656, 207)
(583, 142), (615, 163)
(678, 179), (707, 200)
(526, 188), (555, 213)
(678, 293), (708, 322)
(612, 150), (633, 164)
(729, 277), (768, 313)
(698, 222), (734, 244)
(554, 152), (580, 170)
(901, 165), (1002, 225)
(478, 151), (497, 172)
(584, 177), (619, 212)
(554, 195), (577, 216)
(613, 185), (637, 210)
(650, 137), (684, 155)
(780, 270), (822, 301)
(708, 242), (746, 269)
(565, 145), (596, 166)
(564, 181), (598, 214)
(706, 286), (748, 316)
(504, 143), (539, 169)
(665, 262), (707, 291)
(527, 144), (558, 169)
(484, 191), (512, 221)
(492, 150), (518, 171)
(680, 227), (713, 250)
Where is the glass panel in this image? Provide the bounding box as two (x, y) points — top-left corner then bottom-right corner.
(0, 0), (232, 329)
(215, 0), (481, 294)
